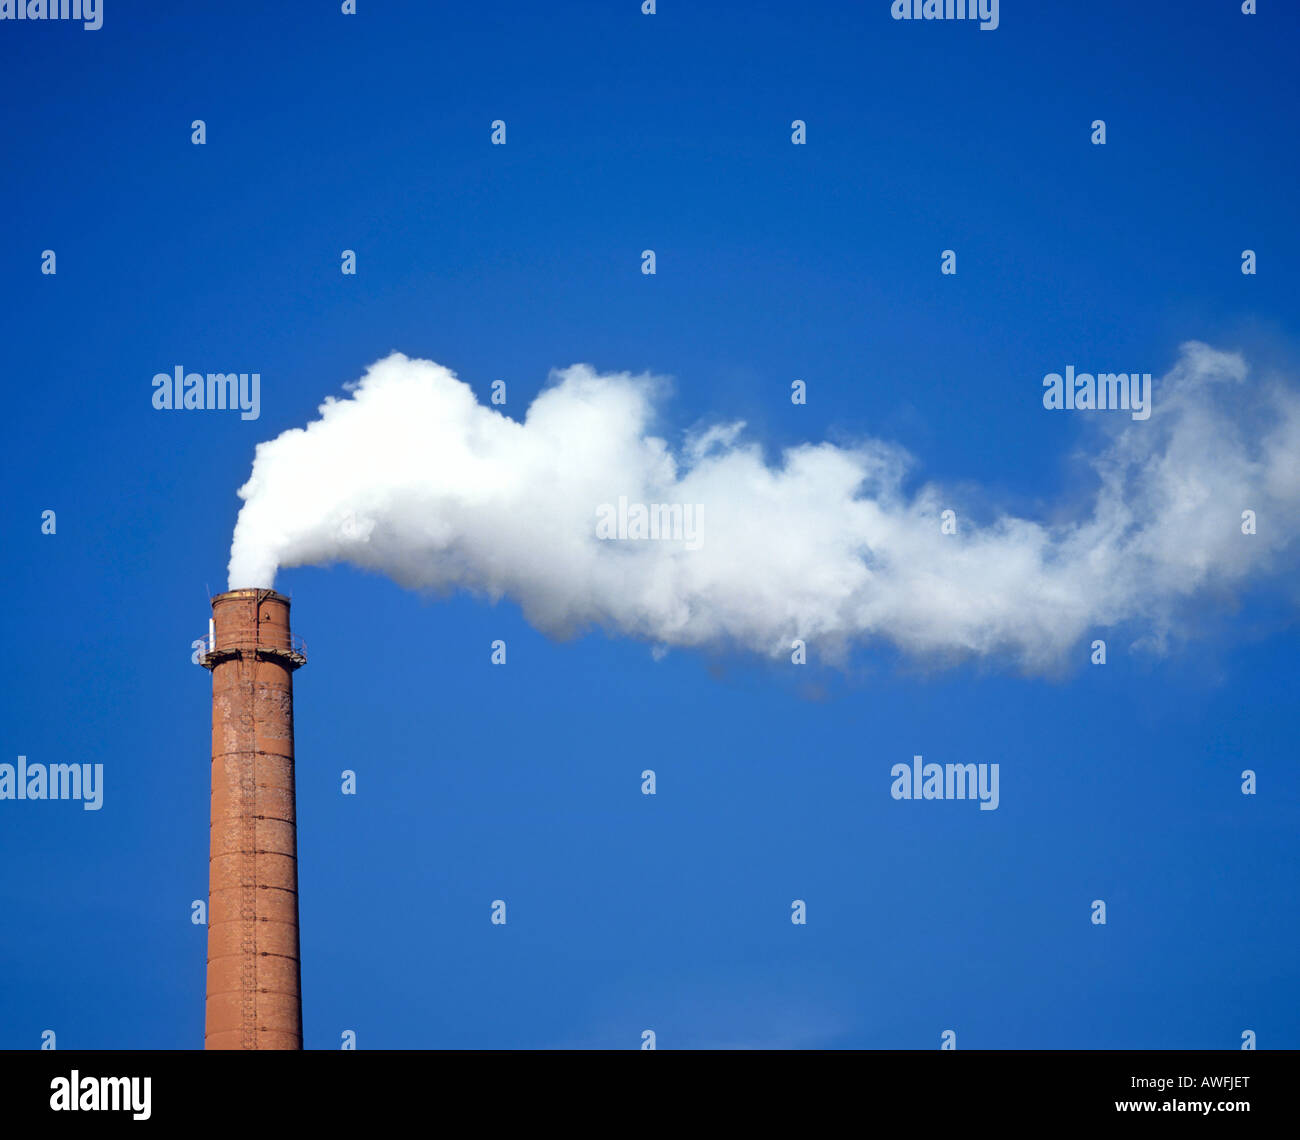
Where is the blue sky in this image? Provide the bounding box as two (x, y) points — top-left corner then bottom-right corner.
(2, 2), (1298, 1049)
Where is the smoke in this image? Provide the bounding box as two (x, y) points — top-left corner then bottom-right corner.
(228, 343), (1300, 671)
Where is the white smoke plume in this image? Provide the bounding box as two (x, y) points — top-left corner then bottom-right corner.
(228, 343), (1300, 671)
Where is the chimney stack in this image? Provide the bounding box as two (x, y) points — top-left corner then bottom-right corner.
(201, 588), (306, 1049)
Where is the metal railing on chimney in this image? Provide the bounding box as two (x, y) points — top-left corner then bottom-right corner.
(196, 629), (307, 668)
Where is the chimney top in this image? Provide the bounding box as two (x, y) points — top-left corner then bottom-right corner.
(210, 587), (292, 605)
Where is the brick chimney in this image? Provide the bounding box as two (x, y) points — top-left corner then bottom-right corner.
(200, 588), (305, 1049)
